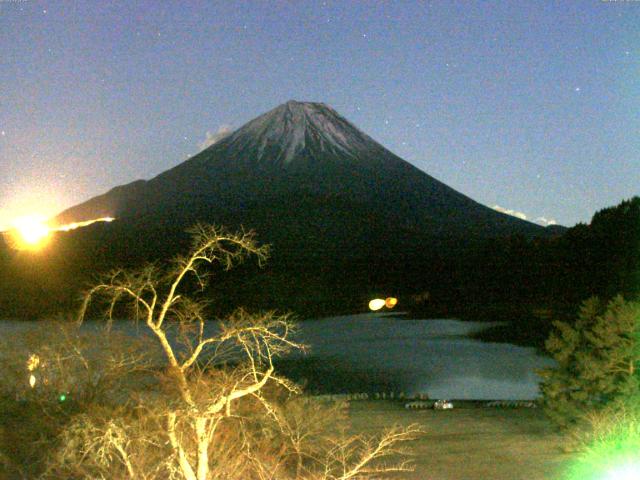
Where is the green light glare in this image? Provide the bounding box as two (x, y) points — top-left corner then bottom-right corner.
(59, 394), (66, 402)
(602, 462), (640, 480)
(565, 427), (640, 480)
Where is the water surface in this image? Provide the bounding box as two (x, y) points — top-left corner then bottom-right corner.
(0, 314), (553, 400)
(289, 313), (553, 400)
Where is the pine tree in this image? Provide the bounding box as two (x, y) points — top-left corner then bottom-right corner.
(539, 295), (640, 428)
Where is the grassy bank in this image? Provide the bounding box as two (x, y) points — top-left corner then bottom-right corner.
(1, 395), (573, 479)
(347, 400), (570, 480)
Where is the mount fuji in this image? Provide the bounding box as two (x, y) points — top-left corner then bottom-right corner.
(33, 100), (559, 315)
(56, 100), (547, 241)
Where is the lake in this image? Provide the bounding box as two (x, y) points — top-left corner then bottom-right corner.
(285, 313), (554, 400)
(0, 313), (553, 400)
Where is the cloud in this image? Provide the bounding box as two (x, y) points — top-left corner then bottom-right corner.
(492, 205), (528, 221)
(534, 217), (557, 227)
(493, 205), (558, 227)
(198, 125), (232, 150)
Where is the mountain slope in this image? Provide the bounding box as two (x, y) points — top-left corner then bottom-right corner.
(1, 101), (569, 318)
(55, 100), (547, 242)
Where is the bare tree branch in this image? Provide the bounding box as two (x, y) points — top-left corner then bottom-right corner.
(57, 225), (421, 480)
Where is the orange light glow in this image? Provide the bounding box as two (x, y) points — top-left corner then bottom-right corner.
(385, 297), (398, 308)
(8, 216), (51, 250)
(27, 354), (40, 371)
(1, 216), (116, 251)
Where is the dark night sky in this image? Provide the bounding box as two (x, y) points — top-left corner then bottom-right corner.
(1, 1), (638, 229)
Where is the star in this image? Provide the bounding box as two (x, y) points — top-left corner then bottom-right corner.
(574, 87), (581, 92)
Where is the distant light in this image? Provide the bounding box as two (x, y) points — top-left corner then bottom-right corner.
(27, 354), (40, 372)
(369, 298), (386, 311)
(385, 297), (398, 309)
(59, 394), (67, 402)
(29, 374), (36, 388)
(54, 217), (115, 232)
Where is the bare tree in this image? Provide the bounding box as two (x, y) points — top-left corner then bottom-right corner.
(66, 224), (420, 480)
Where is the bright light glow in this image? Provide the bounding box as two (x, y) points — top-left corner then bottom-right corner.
(1, 216), (115, 251)
(603, 462), (640, 480)
(55, 217), (115, 232)
(385, 297), (398, 308)
(369, 298), (386, 311)
(11, 216), (51, 249)
(27, 354), (40, 371)
(29, 374), (36, 388)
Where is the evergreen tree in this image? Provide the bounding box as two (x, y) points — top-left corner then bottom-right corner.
(539, 295), (640, 428)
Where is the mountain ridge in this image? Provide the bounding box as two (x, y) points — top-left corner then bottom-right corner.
(0, 100), (575, 319)
(55, 100), (550, 240)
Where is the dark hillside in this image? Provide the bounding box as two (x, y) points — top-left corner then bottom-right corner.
(2, 101), (568, 321)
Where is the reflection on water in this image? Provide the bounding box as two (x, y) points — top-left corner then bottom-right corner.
(0, 314), (554, 400)
(290, 314), (554, 400)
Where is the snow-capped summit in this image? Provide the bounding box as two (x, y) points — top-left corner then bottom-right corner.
(218, 101), (377, 164)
